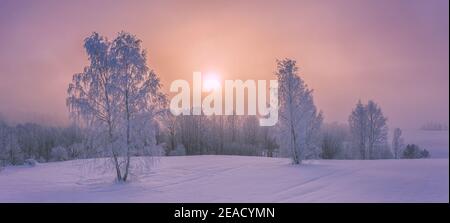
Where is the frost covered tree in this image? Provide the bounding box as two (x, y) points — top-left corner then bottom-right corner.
(227, 113), (237, 143)
(51, 146), (68, 161)
(242, 116), (259, 145)
(0, 119), (8, 167)
(349, 100), (389, 159)
(366, 100), (389, 159)
(320, 122), (350, 159)
(261, 126), (278, 157)
(179, 111), (208, 155)
(67, 32), (167, 182)
(162, 114), (179, 156)
(0, 122), (22, 165)
(392, 128), (404, 159)
(348, 100), (367, 159)
(276, 59), (322, 164)
(67, 32), (120, 179)
(169, 144), (186, 156)
(109, 32), (167, 180)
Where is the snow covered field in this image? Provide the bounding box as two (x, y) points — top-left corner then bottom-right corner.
(0, 155), (448, 203)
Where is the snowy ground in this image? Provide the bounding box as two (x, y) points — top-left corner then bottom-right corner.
(0, 155), (448, 203)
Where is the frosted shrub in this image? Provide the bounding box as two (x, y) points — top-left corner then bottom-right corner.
(169, 144), (186, 156)
(51, 146), (68, 161)
(402, 144), (430, 159)
(24, 159), (38, 167)
(67, 143), (84, 159)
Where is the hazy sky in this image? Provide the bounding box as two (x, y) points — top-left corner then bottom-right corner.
(0, 0), (448, 129)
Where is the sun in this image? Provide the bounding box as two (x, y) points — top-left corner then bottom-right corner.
(203, 73), (221, 91)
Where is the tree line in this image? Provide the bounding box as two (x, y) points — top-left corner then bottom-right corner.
(0, 31), (430, 181)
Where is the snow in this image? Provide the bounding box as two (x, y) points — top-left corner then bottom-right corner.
(0, 155), (448, 203)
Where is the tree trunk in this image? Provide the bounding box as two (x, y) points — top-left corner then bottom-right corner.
(123, 90), (131, 182)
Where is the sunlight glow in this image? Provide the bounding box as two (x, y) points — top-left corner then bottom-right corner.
(203, 73), (221, 91)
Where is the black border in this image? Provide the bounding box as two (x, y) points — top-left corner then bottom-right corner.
(1, 203), (448, 222)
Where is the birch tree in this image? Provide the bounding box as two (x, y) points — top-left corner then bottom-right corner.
(349, 101), (368, 159)
(366, 100), (389, 159)
(276, 59), (322, 164)
(67, 32), (166, 182)
(349, 100), (389, 159)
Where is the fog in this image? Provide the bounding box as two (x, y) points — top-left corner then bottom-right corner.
(0, 0), (448, 129)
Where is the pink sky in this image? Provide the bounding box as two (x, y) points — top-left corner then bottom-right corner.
(0, 0), (448, 129)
